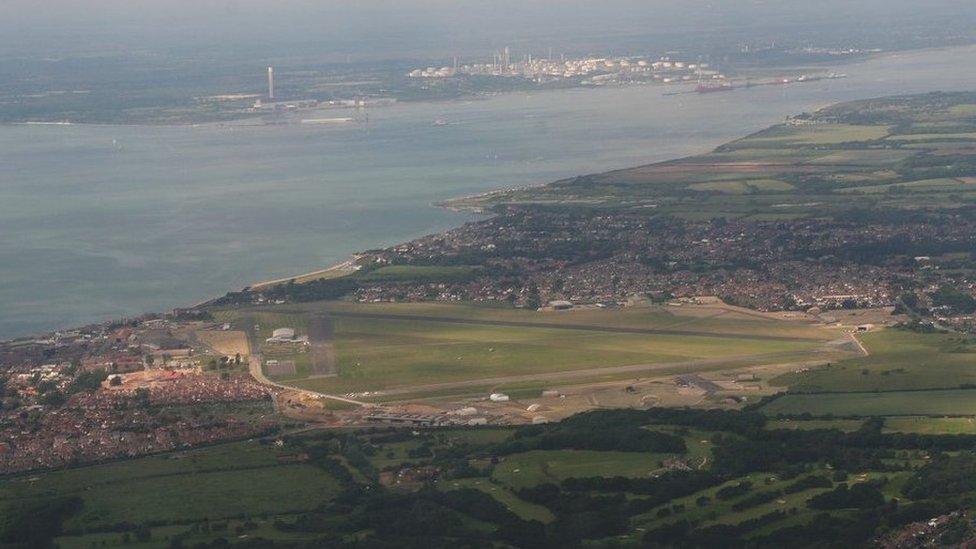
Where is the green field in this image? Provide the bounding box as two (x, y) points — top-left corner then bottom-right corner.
(764, 418), (866, 432)
(491, 450), (675, 489)
(451, 92), (976, 219)
(760, 389), (976, 417)
(883, 416), (976, 434)
(688, 179), (795, 194)
(773, 329), (976, 393)
(444, 479), (556, 523)
(0, 441), (341, 535)
(732, 124), (891, 147)
(7, 407), (974, 548)
(235, 301), (836, 397)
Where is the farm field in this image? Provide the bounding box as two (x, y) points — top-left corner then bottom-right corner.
(759, 388), (976, 417)
(454, 93), (976, 220)
(217, 301), (839, 398)
(9, 406), (973, 548)
(0, 441), (341, 536)
(883, 417), (976, 434)
(764, 418), (866, 432)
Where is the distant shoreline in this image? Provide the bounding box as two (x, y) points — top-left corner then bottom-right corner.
(0, 45), (937, 130)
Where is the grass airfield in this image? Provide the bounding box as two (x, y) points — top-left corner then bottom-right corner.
(213, 300), (843, 403)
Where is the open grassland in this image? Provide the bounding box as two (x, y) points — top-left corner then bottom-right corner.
(491, 450), (675, 489)
(838, 177), (976, 194)
(773, 329), (976, 393)
(444, 478), (556, 523)
(729, 124), (891, 148)
(242, 302), (836, 397)
(764, 419), (865, 432)
(13, 406), (968, 548)
(0, 441), (340, 533)
(312, 300), (833, 339)
(56, 516), (317, 549)
(211, 310), (310, 342)
(885, 132), (976, 141)
(688, 179), (795, 194)
(760, 389), (976, 417)
(882, 416), (976, 434)
(629, 469), (839, 536)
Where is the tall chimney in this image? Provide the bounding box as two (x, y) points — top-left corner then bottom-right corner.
(267, 66), (275, 100)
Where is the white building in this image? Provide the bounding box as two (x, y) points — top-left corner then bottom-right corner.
(266, 327), (308, 344)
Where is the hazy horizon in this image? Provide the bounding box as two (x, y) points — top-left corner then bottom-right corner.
(2, 0), (974, 61)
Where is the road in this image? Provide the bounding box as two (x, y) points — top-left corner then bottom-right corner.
(248, 352), (367, 407)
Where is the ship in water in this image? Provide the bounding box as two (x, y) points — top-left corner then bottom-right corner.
(696, 81), (734, 93)
(694, 60), (733, 93)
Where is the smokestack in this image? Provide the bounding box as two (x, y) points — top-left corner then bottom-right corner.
(267, 66), (275, 100)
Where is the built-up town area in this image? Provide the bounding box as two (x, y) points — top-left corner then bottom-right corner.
(0, 317), (279, 474)
(351, 209), (976, 334)
(4, 197), (974, 473)
(10, 184), (973, 475)
(408, 50), (725, 86)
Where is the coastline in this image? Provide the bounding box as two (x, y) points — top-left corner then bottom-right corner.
(1, 44), (947, 130)
(8, 43), (976, 341)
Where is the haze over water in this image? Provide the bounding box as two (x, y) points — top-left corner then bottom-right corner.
(4, 45), (976, 339)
